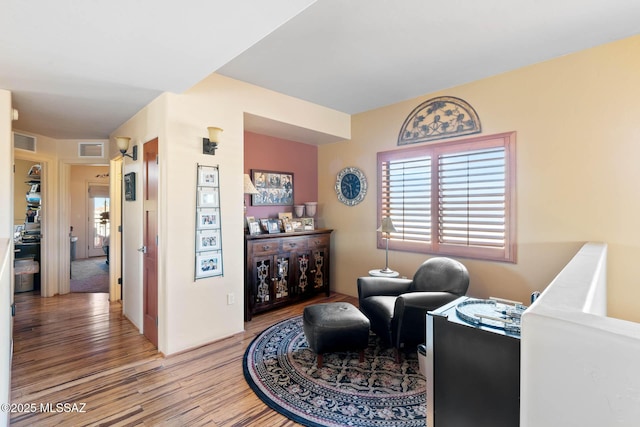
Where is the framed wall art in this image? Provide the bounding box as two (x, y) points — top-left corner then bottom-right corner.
(196, 229), (221, 251)
(197, 187), (219, 207)
(195, 164), (223, 279)
(198, 165), (219, 187)
(197, 208), (220, 229)
(251, 169), (294, 206)
(124, 172), (136, 201)
(196, 251), (223, 277)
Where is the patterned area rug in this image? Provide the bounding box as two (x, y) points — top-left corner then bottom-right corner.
(243, 315), (426, 427)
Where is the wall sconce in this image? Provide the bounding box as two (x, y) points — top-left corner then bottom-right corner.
(116, 136), (137, 161)
(377, 216), (397, 274)
(203, 127), (223, 155)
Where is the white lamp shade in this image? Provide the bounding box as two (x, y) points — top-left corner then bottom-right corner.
(207, 127), (223, 143)
(377, 216), (397, 233)
(115, 136), (131, 152)
(244, 174), (259, 194)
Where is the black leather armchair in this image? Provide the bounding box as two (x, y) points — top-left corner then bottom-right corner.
(358, 257), (469, 360)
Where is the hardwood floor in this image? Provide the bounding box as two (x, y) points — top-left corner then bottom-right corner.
(10, 291), (357, 426)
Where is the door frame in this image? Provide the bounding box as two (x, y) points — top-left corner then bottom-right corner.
(58, 160), (110, 296)
(109, 158), (122, 302)
(14, 151), (56, 297)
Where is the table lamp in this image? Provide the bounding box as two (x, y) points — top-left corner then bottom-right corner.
(377, 216), (397, 274)
(244, 174), (259, 216)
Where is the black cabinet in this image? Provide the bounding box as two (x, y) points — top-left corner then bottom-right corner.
(426, 296), (521, 427)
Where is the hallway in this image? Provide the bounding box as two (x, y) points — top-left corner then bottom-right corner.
(9, 291), (354, 425)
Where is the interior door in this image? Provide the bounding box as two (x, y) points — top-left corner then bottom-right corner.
(143, 138), (158, 347)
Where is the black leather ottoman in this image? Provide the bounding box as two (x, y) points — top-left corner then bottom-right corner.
(303, 302), (370, 368)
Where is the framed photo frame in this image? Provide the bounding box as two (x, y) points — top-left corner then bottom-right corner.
(278, 212), (293, 222)
(195, 250), (223, 278)
(248, 219), (262, 235)
(197, 187), (219, 207)
(124, 172), (136, 201)
(291, 219), (304, 232)
(302, 217), (314, 230)
(198, 166), (219, 187)
(251, 169), (294, 206)
(267, 219), (281, 234)
(195, 164), (223, 280)
(197, 208), (220, 229)
(196, 229), (221, 252)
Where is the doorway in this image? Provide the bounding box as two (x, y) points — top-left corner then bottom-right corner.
(69, 166), (110, 294)
(87, 184), (110, 258)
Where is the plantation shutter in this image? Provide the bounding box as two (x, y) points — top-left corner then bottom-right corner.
(380, 154), (432, 248)
(438, 147), (506, 249)
(377, 131), (515, 262)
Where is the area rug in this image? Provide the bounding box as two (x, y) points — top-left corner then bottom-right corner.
(243, 315), (426, 427)
(70, 257), (109, 293)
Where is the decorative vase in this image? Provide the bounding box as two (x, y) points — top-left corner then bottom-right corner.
(294, 205), (305, 218)
(304, 202), (317, 217)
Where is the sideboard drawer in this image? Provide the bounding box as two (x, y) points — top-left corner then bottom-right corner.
(249, 240), (280, 255)
(280, 237), (307, 252)
(308, 235), (330, 249)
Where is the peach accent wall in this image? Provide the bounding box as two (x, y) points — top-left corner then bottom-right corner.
(244, 131), (318, 219)
(319, 34), (640, 323)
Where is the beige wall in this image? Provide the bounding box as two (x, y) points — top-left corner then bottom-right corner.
(11, 131), (109, 297)
(319, 34), (640, 322)
(111, 75), (350, 355)
(0, 89), (13, 426)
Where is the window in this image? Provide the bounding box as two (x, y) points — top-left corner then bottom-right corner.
(378, 132), (516, 262)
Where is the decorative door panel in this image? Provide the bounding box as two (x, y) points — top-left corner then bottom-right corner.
(293, 251), (311, 296)
(311, 249), (327, 289)
(253, 255), (272, 306)
(274, 255), (291, 301)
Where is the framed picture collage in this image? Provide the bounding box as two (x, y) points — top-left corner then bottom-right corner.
(195, 164), (223, 279)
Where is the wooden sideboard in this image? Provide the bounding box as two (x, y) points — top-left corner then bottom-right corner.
(245, 229), (332, 321)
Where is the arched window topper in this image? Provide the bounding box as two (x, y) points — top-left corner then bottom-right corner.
(398, 96), (481, 145)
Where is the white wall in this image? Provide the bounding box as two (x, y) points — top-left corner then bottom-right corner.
(0, 89), (13, 427)
(521, 243), (640, 426)
(111, 74), (350, 355)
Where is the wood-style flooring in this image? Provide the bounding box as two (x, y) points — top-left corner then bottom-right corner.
(10, 291), (357, 426)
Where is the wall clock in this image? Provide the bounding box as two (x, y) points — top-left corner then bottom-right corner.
(335, 167), (367, 206)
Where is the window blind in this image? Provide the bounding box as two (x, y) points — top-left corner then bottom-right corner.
(377, 131), (516, 262)
(438, 147), (506, 249)
(381, 155), (431, 245)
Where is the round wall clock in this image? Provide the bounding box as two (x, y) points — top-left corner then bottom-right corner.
(335, 167), (367, 206)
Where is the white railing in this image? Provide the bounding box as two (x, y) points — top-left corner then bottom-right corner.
(521, 242), (640, 427)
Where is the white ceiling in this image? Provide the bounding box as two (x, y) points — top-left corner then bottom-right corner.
(3, 0), (640, 141)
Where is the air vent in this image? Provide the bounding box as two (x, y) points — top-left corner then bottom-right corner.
(13, 132), (36, 152)
(78, 142), (104, 158)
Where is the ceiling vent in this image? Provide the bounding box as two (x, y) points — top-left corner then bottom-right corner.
(78, 142), (104, 158)
(13, 132), (36, 152)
